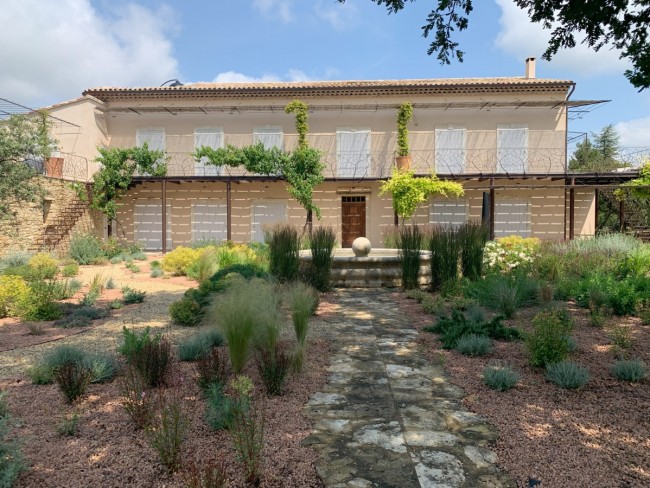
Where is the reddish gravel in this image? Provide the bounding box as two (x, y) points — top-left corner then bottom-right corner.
(395, 292), (650, 488)
(2, 338), (330, 488)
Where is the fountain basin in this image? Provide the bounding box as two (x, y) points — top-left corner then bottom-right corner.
(300, 248), (431, 288)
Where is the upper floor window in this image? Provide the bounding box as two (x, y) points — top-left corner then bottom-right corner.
(337, 129), (371, 178)
(136, 128), (165, 152)
(497, 125), (528, 174)
(194, 127), (223, 176)
(435, 127), (465, 174)
(253, 126), (283, 150)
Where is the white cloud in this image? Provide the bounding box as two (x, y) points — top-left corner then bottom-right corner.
(314, 0), (359, 30)
(494, 0), (627, 76)
(615, 116), (650, 148)
(252, 0), (293, 23)
(210, 69), (312, 83)
(0, 0), (180, 107)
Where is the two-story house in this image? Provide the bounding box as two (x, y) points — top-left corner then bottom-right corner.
(45, 58), (607, 251)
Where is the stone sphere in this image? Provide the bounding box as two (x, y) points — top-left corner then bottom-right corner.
(352, 237), (372, 257)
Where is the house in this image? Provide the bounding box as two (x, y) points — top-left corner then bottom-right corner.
(40, 58), (625, 251)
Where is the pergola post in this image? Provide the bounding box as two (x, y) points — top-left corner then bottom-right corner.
(594, 188), (599, 235)
(226, 180), (232, 241)
(161, 180), (167, 254)
(569, 177), (575, 240)
(619, 199), (625, 232)
(394, 210), (399, 227)
(489, 177), (495, 241)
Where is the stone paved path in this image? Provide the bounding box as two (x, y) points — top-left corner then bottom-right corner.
(304, 289), (513, 488)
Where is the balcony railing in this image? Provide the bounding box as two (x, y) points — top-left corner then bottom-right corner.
(33, 152), (89, 182)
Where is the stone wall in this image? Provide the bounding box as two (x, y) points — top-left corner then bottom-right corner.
(0, 176), (103, 257)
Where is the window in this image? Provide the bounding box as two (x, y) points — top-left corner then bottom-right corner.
(194, 127), (223, 176)
(497, 125), (528, 173)
(430, 198), (467, 228)
(253, 126), (283, 150)
(134, 200), (172, 251)
(191, 200), (227, 242)
(494, 198), (530, 237)
(337, 129), (371, 178)
(435, 128), (465, 174)
(136, 128), (165, 152)
(251, 201), (287, 243)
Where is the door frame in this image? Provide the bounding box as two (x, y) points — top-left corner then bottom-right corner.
(341, 195), (367, 247)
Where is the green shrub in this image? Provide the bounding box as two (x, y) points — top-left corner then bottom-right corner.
(119, 366), (156, 429)
(468, 272), (539, 318)
(29, 346), (114, 385)
(609, 325), (634, 353)
(258, 348), (291, 396)
(0, 390), (26, 486)
(131, 336), (173, 388)
(125, 263), (140, 273)
(119, 327), (161, 362)
(110, 256), (122, 265)
(526, 308), (573, 367)
(150, 260), (161, 268)
(459, 222), (489, 281)
(106, 277), (116, 289)
(53, 278), (82, 300)
(132, 251), (147, 261)
(18, 279), (64, 321)
(611, 359), (647, 382)
(183, 459), (228, 488)
(424, 309), (521, 349)
(205, 384), (238, 431)
(57, 413), (80, 437)
(186, 248), (218, 283)
(208, 263), (270, 290)
(483, 236), (540, 274)
(229, 385), (264, 485)
(429, 226), (461, 290)
(69, 234), (105, 265)
(54, 305), (108, 328)
(122, 286), (146, 304)
(178, 329), (224, 361)
(162, 246), (201, 275)
(83, 353), (119, 383)
(464, 303), (486, 323)
(308, 226), (336, 291)
(54, 362), (92, 403)
(150, 267), (164, 278)
(169, 296), (204, 327)
(286, 282), (317, 349)
(483, 364), (520, 391)
(196, 347), (229, 390)
(0, 275), (29, 318)
(405, 289), (427, 302)
(545, 360), (589, 389)
(146, 390), (188, 475)
(28, 253), (59, 279)
(421, 295), (443, 315)
(398, 226), (423, 290)
(455, 334), (492, 356)
(267, 223), (300, 282)
(0, 251), (32, 269)
(62, 262), (79, 277)
(109, 300), (123, 309)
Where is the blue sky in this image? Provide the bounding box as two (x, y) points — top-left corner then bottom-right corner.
(2, 0), (650, 150)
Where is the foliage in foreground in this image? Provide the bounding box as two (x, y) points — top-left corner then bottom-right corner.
(424, 309), (521, 349)
(526, 308), (574, 367)
(0, 390), (26, 487)
(483, 364), (520, 391)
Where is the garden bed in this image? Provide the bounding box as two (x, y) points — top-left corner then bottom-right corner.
(395, 292), (650, 487)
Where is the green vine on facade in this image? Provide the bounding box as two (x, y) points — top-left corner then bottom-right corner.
(379, 169), (464, 221)
(396, 102), (413, 157)
(285, 100), (309, 149)
(86, 143), (167, 223)
(195, 100), (325, 220)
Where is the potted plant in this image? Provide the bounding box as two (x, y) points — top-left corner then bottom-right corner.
(44, 156), (64, 178)
(396, 102), (413, 171)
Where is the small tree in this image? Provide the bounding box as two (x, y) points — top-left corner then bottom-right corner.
(88, 144), (167, 234)
(380, 169), (464, 223)
(0, 114), (57, 222)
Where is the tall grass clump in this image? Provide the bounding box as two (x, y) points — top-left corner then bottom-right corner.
(267, 223), (300, 282)
(483, 364), (520, 391)
(146, 390), (188, 474)
(397, 225), (423, 290)
(309, 226), (336, 291)
(286, 281), (318, 372)
(429, 226), (461, 290)
(611, 359), (647, 382)
(211, 278), (266, 373)
(459, 222), (489, 280)
(545, 360), (589, 389)
(178, 329), (223, 362)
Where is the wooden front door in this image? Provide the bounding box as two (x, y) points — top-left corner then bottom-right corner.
(341, 196), (366, 247)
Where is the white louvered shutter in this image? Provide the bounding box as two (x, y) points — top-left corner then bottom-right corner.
(337, 129), (371, 178)
(194, 128), (223, 176)
(253, 127), (283, 150)
(435, 128), (465, 174)
(497, 126), (528, 174)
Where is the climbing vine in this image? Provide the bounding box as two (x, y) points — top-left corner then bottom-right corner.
(285, 100), (309, 149)
(396, 102), (413, 157)
(617, 160), (650, 199)
(195, 100), (325, 219)
(379, 169), (464, 221)
(86, 144), (167, 222)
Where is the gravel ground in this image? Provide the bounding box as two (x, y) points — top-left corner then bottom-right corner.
(1, 258), (335, 487)
(394, 292), (650, 488)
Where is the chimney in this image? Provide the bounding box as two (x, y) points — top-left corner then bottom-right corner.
(525, 57), (536, 79)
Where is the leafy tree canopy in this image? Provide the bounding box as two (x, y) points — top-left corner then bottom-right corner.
(569, 124), (626, 172)
(0, 114), (56, 222)
(88, 143), (167, 221)
(340, 0), (650, 89)
(379, 169), (464, 220)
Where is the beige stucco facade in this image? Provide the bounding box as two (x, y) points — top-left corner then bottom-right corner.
(41, 73), (600, 249)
